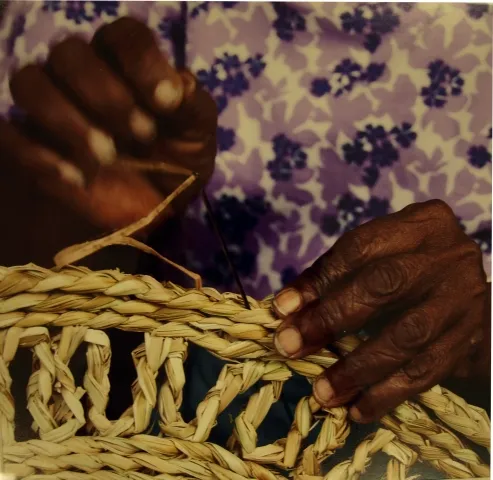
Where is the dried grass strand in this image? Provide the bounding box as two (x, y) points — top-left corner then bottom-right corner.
(0, 265), (489, 479)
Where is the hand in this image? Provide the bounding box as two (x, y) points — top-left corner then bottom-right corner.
(273, 200), (489, 423)
(0, 18), (216, 264)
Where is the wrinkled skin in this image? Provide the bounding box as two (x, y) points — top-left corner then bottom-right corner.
(0, 17), (216, 267)
(274, 200), (490, 422)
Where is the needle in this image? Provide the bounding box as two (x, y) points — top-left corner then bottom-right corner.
(202, 189), (251, 310)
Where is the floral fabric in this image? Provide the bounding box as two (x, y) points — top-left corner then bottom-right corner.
(0, 1), (491, 298)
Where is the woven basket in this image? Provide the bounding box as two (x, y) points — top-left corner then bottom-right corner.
(0, 168), (490, 479)
(0, 263), (490, 480)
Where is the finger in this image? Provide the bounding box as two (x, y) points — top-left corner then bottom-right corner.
(275, 253), (430, 358)
(147, 71), (217, 211)
(160, 70), (217, 139)
(312, 293), (463, 408)
(92, 17), (184, 113)
(0, 117), (85, 189)
(273, 200), (460, 318)
(154, 71), (217, 172)
(10, 65), (116, 179)
(47, 36), (156, 144)
(348, 314), (478, 423)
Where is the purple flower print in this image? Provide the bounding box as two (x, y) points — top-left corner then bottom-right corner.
(340, 4), (400, 53)
(320, 192), (390, 237)
(342, 122), (417, 187)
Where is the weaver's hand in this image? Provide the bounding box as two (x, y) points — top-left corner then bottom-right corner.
(0, 17), (216, 232)
(273, 200), (490, 423)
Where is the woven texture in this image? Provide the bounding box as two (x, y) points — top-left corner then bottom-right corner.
(0, 264), (490, 480)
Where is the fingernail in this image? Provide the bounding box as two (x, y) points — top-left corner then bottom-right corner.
(58, 162), (85, 188)
(88, 129), (116, 165)
(313, 377), (334, 405)
(154, 79), (183, 110)
(274, 289), (302, 316)
(129, 108), (156, 142)
(349, 406), (364, 422)
(275, 327), (303, 357)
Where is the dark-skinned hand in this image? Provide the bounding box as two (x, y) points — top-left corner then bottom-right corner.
(273, 200), (490, 423)
(0, 17), (216, 267)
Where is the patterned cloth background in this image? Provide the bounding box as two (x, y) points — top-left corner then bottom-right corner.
(0, 1), (491, 299)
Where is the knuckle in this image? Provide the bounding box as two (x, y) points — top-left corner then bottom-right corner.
(304, 252), (344, 296)
(348, 233), (368, 263)
(400, 202), (420, 215)
(403, 349), (444, 381)
(336, 230), (373, 269)
(364, 259), (406, 297)
(306, 249), (347, 293)
(391, 311), (431, 350)
(406, 200), (459, 233)
(317, 300), (344, 335)
(299, 263), (327, 299)
(345, 352), (381, 381)
(386, 374), (410, 394)
(422, 199), (454, 219)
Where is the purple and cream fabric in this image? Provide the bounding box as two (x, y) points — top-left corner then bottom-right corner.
(0, 2), (491, 298)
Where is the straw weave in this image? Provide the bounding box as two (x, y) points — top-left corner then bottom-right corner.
(0, 264), (490, 479)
